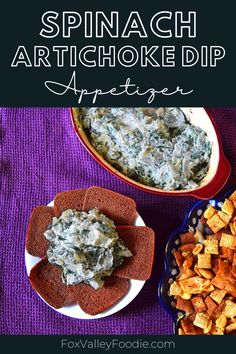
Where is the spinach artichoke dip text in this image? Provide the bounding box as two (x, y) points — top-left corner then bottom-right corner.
(80, 107), (212, 190)
(44, 209), (132, 289)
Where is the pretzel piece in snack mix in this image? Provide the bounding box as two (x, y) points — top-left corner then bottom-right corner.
(169, 191), (236, 335)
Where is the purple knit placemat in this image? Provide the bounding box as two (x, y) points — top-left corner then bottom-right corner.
(0, 107), (235, 335)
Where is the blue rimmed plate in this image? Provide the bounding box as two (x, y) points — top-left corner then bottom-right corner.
(158, 186), (235, 334)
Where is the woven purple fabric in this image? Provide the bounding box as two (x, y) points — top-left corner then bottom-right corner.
(0, 107), (236, 335)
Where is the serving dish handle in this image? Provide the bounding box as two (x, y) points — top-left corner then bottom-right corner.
(191, 154), (231, 199)
(190, 108), (231, 199)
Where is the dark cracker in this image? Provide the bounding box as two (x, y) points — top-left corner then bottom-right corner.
(26, 206), (54, 258)
(180, 318), (197, 335)
(113, 226), (155, 280)
(204, 296), (217, 316)
(29, 258), (76, 309)
(54, 189), (87, 217)
(69, 276), (129, 315)
(180, 232), (195, 245)
(176, 297), (194, 316)
(82, 186), (136, 225)
(173, 250), (184, 267)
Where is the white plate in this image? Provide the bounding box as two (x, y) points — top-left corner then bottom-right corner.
(25, 201), (146, 319)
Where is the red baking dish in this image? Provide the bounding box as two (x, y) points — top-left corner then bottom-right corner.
(70, 107), (231, 200)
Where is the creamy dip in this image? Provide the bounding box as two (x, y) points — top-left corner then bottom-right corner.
(44, 208), (132, 289)
(80, 107), (212, 191)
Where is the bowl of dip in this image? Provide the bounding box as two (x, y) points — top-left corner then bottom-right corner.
(25, 200), (148, 319)
(25, 187), (155, 319)
(71, 107), (231, 199)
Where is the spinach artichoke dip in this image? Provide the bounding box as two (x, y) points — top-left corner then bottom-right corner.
(80, 107), (212, 190)
(44, 208), (132, 289)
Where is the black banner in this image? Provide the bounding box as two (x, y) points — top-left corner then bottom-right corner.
(0, 0), (235, 106)
(0, 335), (236, 353)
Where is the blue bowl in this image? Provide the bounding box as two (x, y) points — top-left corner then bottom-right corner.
(158, 186), (235, 334)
